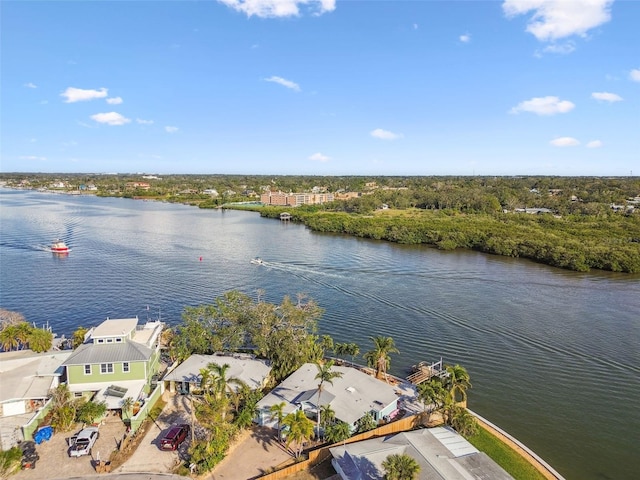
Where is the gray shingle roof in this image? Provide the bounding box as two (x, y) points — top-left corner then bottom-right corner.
(62, 341), (152, 365)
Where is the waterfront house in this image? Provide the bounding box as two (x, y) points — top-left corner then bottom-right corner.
(163, 353), (271, 394)
(61, 317), (163, 410)
(255, 363), (399, 431)
(330, 426), (514, 480)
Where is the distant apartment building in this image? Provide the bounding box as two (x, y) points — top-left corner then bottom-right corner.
(260, 190), (334, 207)
(125, 182), (151, 190)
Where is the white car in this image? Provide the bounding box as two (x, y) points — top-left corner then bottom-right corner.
(68, 427), (99, 457)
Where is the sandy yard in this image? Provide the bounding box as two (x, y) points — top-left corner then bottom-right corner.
(11, 412), (126, 480)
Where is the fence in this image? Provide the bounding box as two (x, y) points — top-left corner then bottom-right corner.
(22, 397), (54, 442)
(129, 381), (164, 434)
(256, 413), (425, 480)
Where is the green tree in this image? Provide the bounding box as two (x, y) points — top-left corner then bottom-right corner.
(72, 326), (89, 348)
(0, 325), (20, 351)
(120, 396), (135, 423)
(324, 421), (351, 444)
(355, 411), (377, 433)
(314, 360), (343, 439)
(281, 409), (314, 458)
(76, 400), (107, 424)
(269, 401), (287, 440)
(382, 453), (421, 480)
(364, 336), (399, 380)
(444, 364), (472, 403)
(27, 327), (53, 353)
(450, 406), (478, 437)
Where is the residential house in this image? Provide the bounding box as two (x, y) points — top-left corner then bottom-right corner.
(330, 426), (514, 480)
(255, 363), (399, 431)
(61, 317), (163, 409)
(163, 353), (271, 394)
(0, 350), (72, 448)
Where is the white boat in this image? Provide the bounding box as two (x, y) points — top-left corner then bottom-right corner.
(250, 258), (263, 265)
(51, 239), (69, 253)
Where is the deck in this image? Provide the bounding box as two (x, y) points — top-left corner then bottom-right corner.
(407, 359), (449, 385)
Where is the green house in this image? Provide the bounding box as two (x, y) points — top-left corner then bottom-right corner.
(62, 317), (163, 410)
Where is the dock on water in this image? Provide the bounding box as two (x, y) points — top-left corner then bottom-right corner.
(407, 358), (449, 385)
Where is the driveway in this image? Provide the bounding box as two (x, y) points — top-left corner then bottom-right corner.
(12, 412), (126, 480)
(115, 392), (193, 475)
(208, 426), (292, 480)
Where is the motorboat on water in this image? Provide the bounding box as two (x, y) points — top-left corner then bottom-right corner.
(250, 258), (263, 265)
(51, 239), (69, 253)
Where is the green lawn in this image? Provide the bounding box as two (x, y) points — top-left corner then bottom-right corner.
(468, 428), (547, 480)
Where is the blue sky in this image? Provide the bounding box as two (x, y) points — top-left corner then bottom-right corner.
(1, 0), (638, 176)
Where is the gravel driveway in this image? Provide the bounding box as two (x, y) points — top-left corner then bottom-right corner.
(12, 413), (126, 480)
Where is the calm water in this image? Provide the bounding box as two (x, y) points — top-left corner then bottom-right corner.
(1, 190), (638, 480)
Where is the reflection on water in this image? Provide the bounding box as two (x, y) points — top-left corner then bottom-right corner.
(1, 189), (639, 480)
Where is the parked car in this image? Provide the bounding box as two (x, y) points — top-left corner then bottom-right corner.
(68, 427), (99, 457)
(159, 424), (189, 451)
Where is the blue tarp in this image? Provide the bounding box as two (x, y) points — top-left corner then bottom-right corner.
(34, 426), (53, 444)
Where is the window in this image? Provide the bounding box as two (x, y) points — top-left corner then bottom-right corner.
(100, 363), (114, 374)
(115, 338), (122, 343)
(106, 338), (113, 343)
(122, 362), (130, 373)
(84, 365), (91, 375)
(74, 392), (83, 398)
(97, 339), (104, 344)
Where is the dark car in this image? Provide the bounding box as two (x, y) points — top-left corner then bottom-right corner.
(159, 424), (189, 451)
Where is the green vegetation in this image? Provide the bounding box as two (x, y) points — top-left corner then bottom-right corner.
(4, 174), (639, 272)
(468, 427), (547, 480)
(0, 309), (54, 353)
(364, 336), (399, 380)
(382, 453), (421, 480)
(0, 447), (22, 478)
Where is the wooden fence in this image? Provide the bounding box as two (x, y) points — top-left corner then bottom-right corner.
(256, 413), (425, 480)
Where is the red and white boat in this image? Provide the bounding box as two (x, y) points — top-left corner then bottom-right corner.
(51, 239), (69, 253)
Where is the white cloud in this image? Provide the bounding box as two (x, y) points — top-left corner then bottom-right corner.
(61, 87), (108, 103)
(586, 140), (603, 148)
(165, 126), (179, 133)
(413, 23), (418, 30)
(510, 96), (575, 115)
(24, 82), (37, 88)
(591, 91), (622, 102)
(459, 33), (471, 43)
(309, 152), (330, 162)
(550, 136), (580, 147)
(137, 118), (154, 125)
(264, 76), (300, 91)
(217, 0), (335, 18)
(20, 155), (47, 161)
(90, 112), (131, 126)
(503, 0), (613, 42)
(542, 42), (576, 55)
(106, 97), (123, 105)
(630, 69), (640, 82)
(370, 128), (403, 140)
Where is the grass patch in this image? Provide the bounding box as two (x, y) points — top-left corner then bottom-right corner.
(468, 428), (546, 480)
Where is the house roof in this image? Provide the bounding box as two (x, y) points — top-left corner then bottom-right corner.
(330, 427), (512, 480)
(163, 354), (272, 391)
(330, 427), (514, 480)
(256, 363), (399, 425)
(62, 341), (152, 365)
(68, 378), (147, 409)
(0, 351), (72, 403)
(91, 318), (139, 338)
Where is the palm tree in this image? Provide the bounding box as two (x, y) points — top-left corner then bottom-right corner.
(14, 322), (32, 350)
(364, 336), (399, 381)
(450, 406), (478, 438)
(314, 360), (343, 439)
(382, 453), (421, 480)
(205, 362), (246, 400)
(27, 327), (53, 353)
(445, 364), (472, 404)
(281, 409), (314, 458)
(417, 379), (452, 425)
(269, 401), (287, 440)
(324, 421), (351, 444)
(72, 326), (89, 348)
(121, 396), (135, 422)
(347, 343), (360, 363)
(0, 326), (20, 352)
(319, 404), (335, 428)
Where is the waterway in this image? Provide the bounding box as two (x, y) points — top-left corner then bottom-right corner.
(0, 189), (638, 480)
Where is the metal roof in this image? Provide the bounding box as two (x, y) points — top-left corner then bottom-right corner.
(62, 341), (152, 365)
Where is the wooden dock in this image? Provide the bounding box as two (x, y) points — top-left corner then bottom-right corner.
(407, 358), (449, 385)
